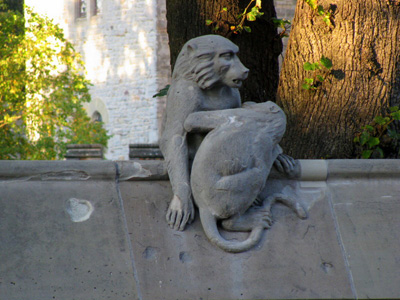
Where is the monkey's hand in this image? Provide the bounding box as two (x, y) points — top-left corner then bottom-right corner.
(166, 194), (195, 231)
(274, 153), (296, 177)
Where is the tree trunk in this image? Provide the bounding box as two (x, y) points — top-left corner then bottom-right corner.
(278, 0), (400, 158)
(277, 0), (400, 158)
(166, 0), (282, 102)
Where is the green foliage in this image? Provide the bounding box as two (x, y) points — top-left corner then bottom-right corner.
(206, 0), (263, 34)
(304, 0), (333, 28)
(302, 56), (332, 90)
(0, 7), (110, 160)
(354, 106), (400, 158)
(271, 17), (291, 38)
(153, 84), (170, 98)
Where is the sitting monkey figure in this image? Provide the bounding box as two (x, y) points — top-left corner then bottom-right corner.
(160, 35), (296, 232)
(184, 101), (307, 253)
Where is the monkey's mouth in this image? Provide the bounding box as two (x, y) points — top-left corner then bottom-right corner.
(232, 79), (243, 87)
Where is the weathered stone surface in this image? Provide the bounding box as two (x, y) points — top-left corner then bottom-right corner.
(0, 162), (139, 300)
(119, 179), (353, 299)
(129, 144), (164, 160)
(65, 144), (104, 160)
(328, 169), (400, 298)
(1, 159), (400, 299)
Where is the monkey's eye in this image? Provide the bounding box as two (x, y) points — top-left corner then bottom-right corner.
(219, 52), (234, 60)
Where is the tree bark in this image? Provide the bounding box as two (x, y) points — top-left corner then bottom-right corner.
(166, 0), (282, 102)
(277, 0), (400, 158)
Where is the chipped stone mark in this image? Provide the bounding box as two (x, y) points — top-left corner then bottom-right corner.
(65, 198), (94, 222)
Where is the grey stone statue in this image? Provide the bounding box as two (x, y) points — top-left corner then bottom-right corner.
(185, 102), (307, 252)
(160, 35), (296, 232)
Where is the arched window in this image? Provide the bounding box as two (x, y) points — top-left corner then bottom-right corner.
(77, 0), (87, 18)
(92, 111), (102, 123)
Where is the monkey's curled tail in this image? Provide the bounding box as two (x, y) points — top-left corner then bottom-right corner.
(199, 208), (264, 253)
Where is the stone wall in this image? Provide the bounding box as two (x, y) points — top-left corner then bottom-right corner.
(26, 0), (171, 160)
(1, 159), (400, 299)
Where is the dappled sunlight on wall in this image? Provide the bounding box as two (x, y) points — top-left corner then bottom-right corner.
(26, 0), (171, 160)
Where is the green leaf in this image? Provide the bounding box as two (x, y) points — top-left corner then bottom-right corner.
(316, 75), (325, 82)
(389, 106), (399, 112)
(367, 137), (380, 148)
(303, 62), (315, 71)
(243, 26), (251, 32)
(323, 15), (332, 27)
(361, 150), (373, 159)
(222, 7), (228, 12)
(374, 116), (390, 125)
(305, 0), (318, 10)
(317, 5), (325, 16)
(304, 78), (314, 84)
(388, 129), (400, 139)
(360, 132), (370, 146)
(391, 110), (400, 120)
(320, 56), (333, 69)
(153, 84), (170, 98)
(205, 19), (213, 26)
(302, 83), (311, 90)
(247, 6), (264, 21)
(364, 125), (374, 132)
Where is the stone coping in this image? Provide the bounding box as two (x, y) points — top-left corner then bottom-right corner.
(0, 159), (399, 181)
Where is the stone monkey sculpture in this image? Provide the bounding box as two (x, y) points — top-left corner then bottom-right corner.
(184, 101), (307, 252)
(160, 35), (296, 231)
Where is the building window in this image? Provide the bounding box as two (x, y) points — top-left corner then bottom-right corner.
(77, 0), (87, 18)
(92, 111), (103, 123)
(92, 0), (101, 15)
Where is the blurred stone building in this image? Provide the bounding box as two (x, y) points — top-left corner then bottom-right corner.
(26, 0), (295, 160)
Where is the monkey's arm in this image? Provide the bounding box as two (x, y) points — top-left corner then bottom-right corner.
(159, 84), (199, 231)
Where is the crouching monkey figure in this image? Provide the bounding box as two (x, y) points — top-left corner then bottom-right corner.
(184, 101), (307, 253)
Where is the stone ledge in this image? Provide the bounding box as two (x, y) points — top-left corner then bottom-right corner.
(0, 160), (116, 181)
(1, 159), (400, 182)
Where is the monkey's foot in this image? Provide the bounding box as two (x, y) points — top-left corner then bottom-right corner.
(267, 193), (308, 220)
(221, 204), (273, 232)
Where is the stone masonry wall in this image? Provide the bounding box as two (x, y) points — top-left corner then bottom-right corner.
(26, 0), (171, 160)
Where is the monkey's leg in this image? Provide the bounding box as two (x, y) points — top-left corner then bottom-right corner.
(269, 193), (308, 219)
(221, 201), (273, 232)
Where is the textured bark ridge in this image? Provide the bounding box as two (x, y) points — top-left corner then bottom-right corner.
(166, 0), (282, 102)
(277, 0), (400, 158)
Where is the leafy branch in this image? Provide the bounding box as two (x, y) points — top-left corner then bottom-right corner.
(271, 17), (291, 38)
(354, 107), (400, 158)
(206, 0), (264, 34)
(302, 56), (332, 90)
(304, 0), (333, 28)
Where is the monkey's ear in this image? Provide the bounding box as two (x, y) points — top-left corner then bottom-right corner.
(186, 43), (197, 56)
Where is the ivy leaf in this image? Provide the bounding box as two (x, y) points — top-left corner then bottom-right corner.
(205, 19), (213, 26)
(304, 78), (314, 84)
(153, 84), (170, 98)
(374, 115), (390, 125)
(361, 150), (373, 159)
(303, 62), (315, 71)
(243, 26), (251, 32)
(389, 106), (399, 112)
(305, 0), (318, 10)
(391, 110), (400, 120)
(367, 137), (380, 148)
(364, 125), (374, 132)
(316, 75), (325, 82)
(302, 83), (311, 90)
(317, 5), (325, 16)
(320, 56), (332, 69)
(360, 131), (370, 146)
